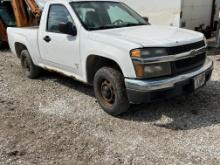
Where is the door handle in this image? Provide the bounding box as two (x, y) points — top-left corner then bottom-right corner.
(43, 36), (51, 42)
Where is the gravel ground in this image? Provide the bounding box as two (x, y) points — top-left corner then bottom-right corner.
(0, 50), (220, 165)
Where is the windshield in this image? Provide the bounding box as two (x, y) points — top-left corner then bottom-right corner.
(70, 1), (147, 30)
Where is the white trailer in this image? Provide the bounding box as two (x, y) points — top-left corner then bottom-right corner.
(122, 0), (216, 33)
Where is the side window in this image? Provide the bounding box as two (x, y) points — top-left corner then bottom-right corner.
(47, 4), (74, 33)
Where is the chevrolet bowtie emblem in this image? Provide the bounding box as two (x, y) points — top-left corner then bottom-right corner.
(190, 50), (198, 56)
(190, 48), (205, 57)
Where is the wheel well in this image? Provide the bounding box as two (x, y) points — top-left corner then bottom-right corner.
(86, 55), (123, 84)
(14, 42), (27, 58)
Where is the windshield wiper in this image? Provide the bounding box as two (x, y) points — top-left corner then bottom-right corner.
(88, 25), (121, 30)
(119, 22), (147, 27)
(88, 23), (147, 30)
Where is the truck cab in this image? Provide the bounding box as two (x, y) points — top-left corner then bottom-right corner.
(7, 0), (213, 116)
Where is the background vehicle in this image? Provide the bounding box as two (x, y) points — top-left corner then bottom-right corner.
(0, 0), (42, 47)
(0, 19), (8, 45)
(7, 0), (213, 116)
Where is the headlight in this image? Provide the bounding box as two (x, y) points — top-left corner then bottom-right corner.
(130, 48), (171, 78)
(133, 62), (171, 78)
(131, 48), (167, 58)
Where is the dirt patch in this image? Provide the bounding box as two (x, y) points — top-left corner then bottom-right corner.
(0, 51), (220, 165)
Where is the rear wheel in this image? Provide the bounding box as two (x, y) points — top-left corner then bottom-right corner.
(0, 38), (3, 49)
(20, 50), (41, 79)
(94, 67), (130, 116)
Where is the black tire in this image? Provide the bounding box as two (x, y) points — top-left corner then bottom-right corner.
(94, 67), (130, 116)
(20, 50), (41, 79)
(0, 38), (3, 49)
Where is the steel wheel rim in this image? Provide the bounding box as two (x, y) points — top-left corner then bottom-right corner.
(100, 79), (115, 105)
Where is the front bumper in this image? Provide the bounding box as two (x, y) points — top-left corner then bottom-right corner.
(125, 58), (214, 103)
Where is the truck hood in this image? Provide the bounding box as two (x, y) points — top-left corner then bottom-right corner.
(90, 25), (204, 47)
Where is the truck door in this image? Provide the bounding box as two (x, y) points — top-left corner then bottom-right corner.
(39, 4), (80, 74)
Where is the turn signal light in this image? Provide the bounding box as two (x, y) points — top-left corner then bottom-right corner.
(131, 49), (141, 58)
(134, 63), (144, 77)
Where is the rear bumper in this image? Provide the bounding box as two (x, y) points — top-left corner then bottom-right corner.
(125, 58), (214, 103)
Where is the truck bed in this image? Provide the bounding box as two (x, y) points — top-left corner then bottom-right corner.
(7, 26), (40, 62)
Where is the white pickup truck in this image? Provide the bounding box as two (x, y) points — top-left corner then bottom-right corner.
(7, 0), (213, 116)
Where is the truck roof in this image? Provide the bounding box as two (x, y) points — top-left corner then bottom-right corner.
(36, 0), (120, 8)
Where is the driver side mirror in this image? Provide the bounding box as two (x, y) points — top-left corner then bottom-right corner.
(59, 22), (77, 36)
(143, 17), (149, 23)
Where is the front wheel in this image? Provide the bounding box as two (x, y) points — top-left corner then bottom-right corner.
(94, 67), (130, 116)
